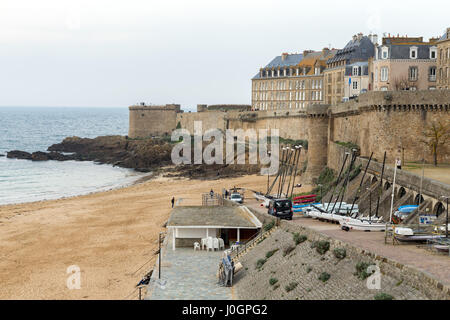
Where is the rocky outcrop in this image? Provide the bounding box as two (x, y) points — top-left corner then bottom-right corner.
(7, 136), (173, 171)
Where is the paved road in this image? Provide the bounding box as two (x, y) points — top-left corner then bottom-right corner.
(246, 199), (450, 286)
(146, 246), (232, 300)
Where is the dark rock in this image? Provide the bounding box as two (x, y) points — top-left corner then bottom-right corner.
(7, 150), (32, 160)
(31, 151), (50, 161)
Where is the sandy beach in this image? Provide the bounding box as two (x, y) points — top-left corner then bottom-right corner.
(0, 172), (296, 300)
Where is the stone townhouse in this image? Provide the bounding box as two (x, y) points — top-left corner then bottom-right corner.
(324, 33), (376, 105)
(251, 49), (336, 111)
(371, 35), (438, 91)
(437, 27), (450, 89)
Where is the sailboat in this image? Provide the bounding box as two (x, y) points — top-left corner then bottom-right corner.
(340, 152), (388, 232)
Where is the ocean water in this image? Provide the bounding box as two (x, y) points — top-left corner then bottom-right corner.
(0, 107), (147, 205)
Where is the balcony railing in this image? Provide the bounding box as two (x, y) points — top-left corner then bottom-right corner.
(429, 75), (436, 82)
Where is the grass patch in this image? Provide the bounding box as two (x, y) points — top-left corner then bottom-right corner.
(318, 272), (331, 283)
(285, 282), (298, 292)
(263, 220), (276, 232)
(256, 258), (267, 270)
(374, 293), (394, 300)
(312, 240), (330, 255)
(293, 233), (307, 245)
(269, 278), (278, 286)
(354, 261), (375, 280)
(282, 244), (296, 257)
(335, 141), (360, 151)
(265, 249), (279, 259)
(333, 248), (347, 260)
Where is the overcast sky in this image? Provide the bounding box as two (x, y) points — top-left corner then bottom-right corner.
(0, 0), (448, 111)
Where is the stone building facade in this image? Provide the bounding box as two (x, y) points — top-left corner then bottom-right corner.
(437, 27), (450, 89)
(251, 49), (335, 111)
(371, 36), (438, 91)
(324, 33), (376, 105)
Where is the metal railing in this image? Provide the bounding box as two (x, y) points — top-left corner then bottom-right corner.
(202, 193), (224, 206)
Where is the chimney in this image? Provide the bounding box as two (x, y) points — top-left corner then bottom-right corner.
(357, 32), (363, 41)
(322, 47), (330, 55)
(352, 35), (357, 42)
(281, 53), (288, 61)
(447, 27), (450, 38)
(371, 34), (378, 45)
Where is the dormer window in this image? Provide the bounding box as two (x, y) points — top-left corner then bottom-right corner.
(314, 67), (320, 75)
(352, 66), (359, 76)
(430, 46), (437, 59)
(410, 46), (418, 59)
(381, 46), (389, 59)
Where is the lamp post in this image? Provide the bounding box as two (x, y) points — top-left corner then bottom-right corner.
(158, 232), (165, 279)
(442, 196), (449, 238)
(267, 150), (271, 194)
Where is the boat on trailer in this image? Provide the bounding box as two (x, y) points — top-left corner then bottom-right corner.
(394, 226), (445, 242)
(339, 216), (386, 231)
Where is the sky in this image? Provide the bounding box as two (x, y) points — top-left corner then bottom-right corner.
(0, 0), (448, 111)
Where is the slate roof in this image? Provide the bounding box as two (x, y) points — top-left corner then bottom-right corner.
(167, 206), (262, 228)
(377, 43), (435, 59)
(345, 61), (369, 76)
(327, 36), (374, 65)
(439, 29), (449, 42)
(252, 53), (303, 79)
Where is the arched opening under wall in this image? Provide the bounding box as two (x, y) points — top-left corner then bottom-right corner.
(371, 176), (378, 184)
(397, 187), (406, 198)
(384, 182), (391, 190)
(433, 202), (445, 217)
(415, 194), (425, 205)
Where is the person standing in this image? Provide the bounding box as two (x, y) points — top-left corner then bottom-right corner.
(396, 158), (402, 170)
(171, 197), (175, 208)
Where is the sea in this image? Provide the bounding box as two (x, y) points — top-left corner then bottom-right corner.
(0, 107), (147, 206)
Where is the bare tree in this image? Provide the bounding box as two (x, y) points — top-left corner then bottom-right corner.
(422, 120), (450, 166)
(392, 76), (413, 91)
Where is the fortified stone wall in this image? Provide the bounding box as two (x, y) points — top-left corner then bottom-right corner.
(329, 90), (450, 165)
(128, 104), (181, 138)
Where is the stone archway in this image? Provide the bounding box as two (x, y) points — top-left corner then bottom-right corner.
(433, 202), (445, 217)
(415, 194), (425, 205)
(397, 187), (406, 198)
(384, 181), (391, 190)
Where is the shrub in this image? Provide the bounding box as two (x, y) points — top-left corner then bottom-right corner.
(293, 233), (307, 245)
(283, 244), (296, 257)
(269, 278), (278, 286)
(263, 220), (275, 232)
(256, 258), (267, 270)
(318, 272), (331, 283)
(266, 249), (279, 259)
(306, 266), (312, 273)
(333, 248), (347, 260)
(285, 282), (298, 292)
(374, 293), (394, 300)
(314, 241), (330, 255)
(355, 261), (375, 280)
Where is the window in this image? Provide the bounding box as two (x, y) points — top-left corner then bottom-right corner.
(381, 86), (388, 91)
(409, 67), (418, 81)
(381, 47), (389, 59)
(353, 81), (358, 89)
(410, 46), (418, 59)
(375, 67), (378, 82)
(352, 66), (359, 76)
(381, 67), (389, 81)
(429, 67), (436, 81)
(430, 47), (437, 59)
(315, 67), (320, 75)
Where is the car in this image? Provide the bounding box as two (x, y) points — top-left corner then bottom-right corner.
(230, 192), (243, 204)
(268, 198), (293, 220)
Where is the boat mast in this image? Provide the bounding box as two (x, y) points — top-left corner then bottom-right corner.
(350, 152), (373, 218)
(389, 159), (398, 225)
(375, 151), (387, 218)
(335, 149), (358, 216)
(326, 152), (349, 212)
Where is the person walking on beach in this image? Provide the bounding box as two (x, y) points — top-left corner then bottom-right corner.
(396, 158), (402, 170)
(171, 197), (175, 208)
